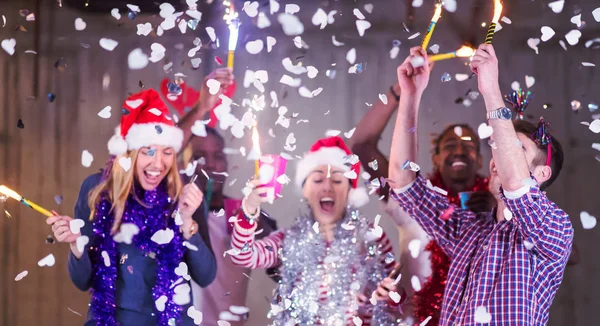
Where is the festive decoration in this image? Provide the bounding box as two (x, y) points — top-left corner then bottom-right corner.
(504, 88), (533, 120)
(429, 46), (475, 62)
(485, 0), (503, 44)
(295, 136), (369, 207)
(107, 89), (183, 155)
(421, 2), (443, 50)
(412, 172), (489, 325)
(90, 169), (184, 326)
(0, 185), (54, 217)
(533, 117), (552, 166)
(271, 205), (396, 325)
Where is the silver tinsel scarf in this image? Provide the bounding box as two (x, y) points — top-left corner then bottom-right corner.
(268, 203), (397, 325)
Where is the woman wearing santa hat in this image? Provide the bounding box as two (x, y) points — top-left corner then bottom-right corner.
(229, 136), (399, 325)
(46, 89), (216, 326)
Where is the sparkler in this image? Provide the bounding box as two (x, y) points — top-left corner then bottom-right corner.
(429, 46), (475, 62)
(223, 0), (240, 69)
(485, 0), (503, 44)
(421, 2), (443, 50)
(0, 185), (54, 217)
(252, 126), (261, 178)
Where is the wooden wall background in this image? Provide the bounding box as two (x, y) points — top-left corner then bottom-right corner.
(0, 0), (599, 325)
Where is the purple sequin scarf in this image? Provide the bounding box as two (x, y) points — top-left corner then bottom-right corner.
(89, 180), (184, 326)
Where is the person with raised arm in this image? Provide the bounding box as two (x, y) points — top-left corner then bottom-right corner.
(229, 136), (399, 325)
(378, 45), (573, 325)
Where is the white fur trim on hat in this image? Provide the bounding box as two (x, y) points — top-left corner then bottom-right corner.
(108, 123), (184, 155)
(295, 147), (351, 188)
(107, 127), (128, 155)
(348, 187), (369, 207)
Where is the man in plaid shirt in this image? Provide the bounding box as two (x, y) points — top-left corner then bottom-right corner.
(381, 44), (574, 325)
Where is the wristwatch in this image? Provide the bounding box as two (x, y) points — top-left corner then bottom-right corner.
(486, 107), (512, 121)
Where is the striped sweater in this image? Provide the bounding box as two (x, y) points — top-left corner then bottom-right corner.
(230, 211), (397, 325)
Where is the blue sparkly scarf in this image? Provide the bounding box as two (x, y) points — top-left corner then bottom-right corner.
(90, 181), (184, 326)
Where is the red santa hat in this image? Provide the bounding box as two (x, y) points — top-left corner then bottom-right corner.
(295, 136), (369, 207)
(107, 89), (183, 155)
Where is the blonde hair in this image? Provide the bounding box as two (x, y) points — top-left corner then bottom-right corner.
(88, 149), (183, 234)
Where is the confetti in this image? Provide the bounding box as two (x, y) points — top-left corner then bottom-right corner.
(14, 270), (28, 281)
(408, 239), (422, 258)
(565, 30), (582, 46)
(443, 0), (457, 12)
(74, 17), (86, 31)
(527, 38), (540, 54)
(245, 39), (264, 54)
(503, 208), (513, 221)
(111, 8), (121, 20)
(589, 119), (600, 133)
(474, 306), (492, 323)
(1, 38), (16, 55)
(540, 26), (555, 42)
(548, 1), (565, 14)
(113, 223), (140, 244)
(356, 20), (371, 37)
(278, 13), (304, 36)
(47, 93), (56, 102)
(477, 123), (493, 139)
(81, 150), (93, 167)
(411, 275), (422, 291)
(589, 103), (598, 112)
(368, 160), (378, 171)
(440, 73), (451, 82)
(408, 32), (421, 40)
(455, 74), (469, 82)
(99, 38), (118, 51)
(37, 254), (55, 267)
(118, 157), (132, 172)
(187, 306), (203, 324)
(582, 62), (595, 67)
(525, 75), (535, 88)
(571, 100), (581, 112)
(594, 8), (600, 22)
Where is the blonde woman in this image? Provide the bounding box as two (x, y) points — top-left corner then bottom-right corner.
(47, 89), (215, 326)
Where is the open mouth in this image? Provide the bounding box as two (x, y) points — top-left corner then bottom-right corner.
(319, 197), (335, 213)
(144, 170), (162, 185)
(450, 160), (468, 169)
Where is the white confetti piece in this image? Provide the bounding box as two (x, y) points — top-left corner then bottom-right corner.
(1, 38), (16, 55)
(379, 94), (388, 105)
(278, 13), (304, 36)
(540, 26), (555, 42)
(149, 43), (166, 63)
(356, 20), (371, 37)
(113, 223), (140, 244)
(582, 62), (595, 67)
(590, 119), (600, 133)
(410, 55), (425, 68)
(443, 0), (457, 12)
(408, 239), (422, 258)
(571, 14), (582, 27)
(501, 16), (512, 24)
(594, 8), (600, 22)
(525, 75), (535, 88)
(285, 4), (300, 15)
(187, 306), (203, 325)
(151, 229), (175, 245)
(503, 208), (513, 221)
(205, 27), (216, 42)
(580, 211), (596, 229)
(257, 12), (271, 29)
(474, 306), (492, 323)
(118, 157), (132, 172)
(136, 22), (152, 36)
(81, 150), (93, 167)
(312, 8), (328, 29)
(37, 254), (55, 267)
(279, 75), (301, 87)
(364, 3), (373, 13)
(76, 235), (89, 253)
(412, 0), (423, 7)
(97, 106), (111, 119)
(455, 73), (469, 82)
(344, 127), (356, 138)
(206, 79), (221, 95)
(389, 291), (401, 303)
(408, 32), (421, 40)
(101, 251), (111, 266)
(565, 29), (582, 46)
(477, 123), (493, 139)
(548, 0), (564, 14)
(511, 81), (520, 91)
(390, 45), (400, 59)
(243, 1), (259, 17)
(332, 35), (344, 46)
(245, 39), (264, 54)
(411, 275), (422, 291)
(69, 219), (85, 234)
(128, 48), (149, 70)
(15, 270), (28, 281)
(155, 295), (168, 312)
(527, 38), (540, 54)
(74, 18), (86, 31)
(266, 36), (276, 52)
(99, 38), (118, 51)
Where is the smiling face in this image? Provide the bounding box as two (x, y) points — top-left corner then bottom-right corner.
(190, 132), (228, 194)
(134, 145), (175, 191)
(489, 132), (552, 196)
(301, 165), (351, 225)
(432, 127), (482, 187)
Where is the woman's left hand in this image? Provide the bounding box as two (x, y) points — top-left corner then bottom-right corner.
(373, 277), (395, 301)
(178, 183), (204, 221)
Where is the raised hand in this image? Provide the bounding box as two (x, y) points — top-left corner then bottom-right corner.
(470, 44), (500, 97)
(198, 68), (235, 110)
(242, 179), (272, 217)
(178, 183), (204, 220)
(397, 46), (434, 95)
(46, 215), (80, 244)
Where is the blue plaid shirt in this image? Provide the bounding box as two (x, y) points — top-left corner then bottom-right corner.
(390, 174), (573, 325)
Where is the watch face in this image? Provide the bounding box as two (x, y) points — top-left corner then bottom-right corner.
(500, 108), (512, 120)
